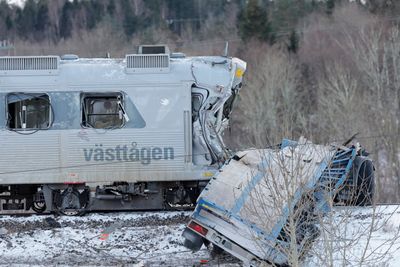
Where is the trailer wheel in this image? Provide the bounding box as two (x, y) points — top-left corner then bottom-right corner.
(354, 160), (375, 206)
(182, 228), (204, 252)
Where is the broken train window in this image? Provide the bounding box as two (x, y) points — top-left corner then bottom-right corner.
(81, 92), (129, 129)
(7, 93), (52, 130)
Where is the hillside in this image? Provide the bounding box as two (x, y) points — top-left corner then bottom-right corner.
(0, 0), (398, 204)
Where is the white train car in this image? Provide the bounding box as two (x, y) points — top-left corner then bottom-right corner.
(0, 45), (246, 215)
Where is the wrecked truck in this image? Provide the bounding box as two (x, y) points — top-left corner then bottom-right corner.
(182, 138), (375, 266)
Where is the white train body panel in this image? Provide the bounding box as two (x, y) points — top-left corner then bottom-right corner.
(0, 49), (246, 213)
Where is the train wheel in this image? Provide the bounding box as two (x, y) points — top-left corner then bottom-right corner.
(32, 201), (46, 213)
(32, 191), (46, 213)
(56, 187), (88, 216)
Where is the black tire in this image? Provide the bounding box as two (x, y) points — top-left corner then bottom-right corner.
(182, 228), (204, 252)
(354, 159), (375, 206)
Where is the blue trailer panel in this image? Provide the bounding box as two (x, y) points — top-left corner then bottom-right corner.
(183, 138), (374, 266)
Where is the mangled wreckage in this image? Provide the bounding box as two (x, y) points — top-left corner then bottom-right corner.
(183, 138), (375, 266)
(0, 44), (375, 265)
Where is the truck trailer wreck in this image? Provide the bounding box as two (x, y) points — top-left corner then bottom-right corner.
(183, 138), (375, 266)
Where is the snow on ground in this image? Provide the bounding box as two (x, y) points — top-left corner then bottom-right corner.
(305, 205), (400, 267)
(0, 211), (239, 266)
(0, 206), (400, 266)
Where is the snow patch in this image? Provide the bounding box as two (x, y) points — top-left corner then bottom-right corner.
(6, 0), (25, 7)
(0, 211), (239, 266)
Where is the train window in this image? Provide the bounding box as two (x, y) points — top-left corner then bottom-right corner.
(192, 94), (203, 122)
(6, 93), (52, 130)
(81, 93), (129, 129)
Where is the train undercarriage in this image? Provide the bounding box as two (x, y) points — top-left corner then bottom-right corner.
(0, 181), (206, 215)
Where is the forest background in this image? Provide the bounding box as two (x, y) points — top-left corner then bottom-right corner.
(0, 0), (399, 202)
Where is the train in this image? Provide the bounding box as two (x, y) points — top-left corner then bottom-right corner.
(0, 45), (246, 215)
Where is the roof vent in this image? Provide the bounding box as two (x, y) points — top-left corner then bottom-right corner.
(0, 56), (59, 75)
(170, 52), (186, 59)
(61, 54), (79, 60)
(138, 45), (170, 55)
(126, 54), (170, 73)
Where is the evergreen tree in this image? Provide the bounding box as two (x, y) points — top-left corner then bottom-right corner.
(238, 0), (272, 42)
(16, 0), (37, 39)
(107, 0), (116, 16)
(84, 0), (104, 30)
(35, 1), (49, 32)
(0, 1), (13, 32)
(326, 0), (335, 14)
(59, 1), (73, 39)
(270, 0), (316, 34)
(287, 29), (299, 53)
(5, 15), (13, 30)
(122, 0), (138, 37)
(166, 0), (199, 35)
(143, 0), (163, 26)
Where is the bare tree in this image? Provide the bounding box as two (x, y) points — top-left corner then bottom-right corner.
(316, 62), (363, 140)
(232, 139), (330, 266)
(337, 22), (400, 203)
(229, 43), (306, 149)
(235, 139), (400, 266)
(297, 4), (400, 203)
